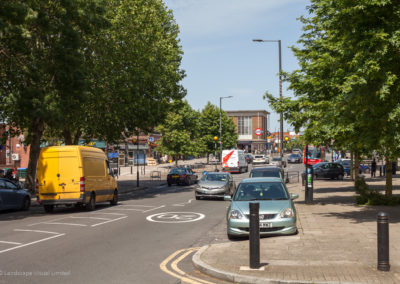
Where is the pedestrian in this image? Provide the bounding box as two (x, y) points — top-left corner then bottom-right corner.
(371, 159), (376, 178)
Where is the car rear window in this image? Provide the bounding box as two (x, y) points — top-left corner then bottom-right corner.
(254, 155), (264, 159)
(169, 168), (185, 174)
(250, 171), (281, 178)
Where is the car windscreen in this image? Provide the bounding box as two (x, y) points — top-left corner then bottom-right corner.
(250, 171), (281, 178)
(202, 174), (227, 182)
(272, 157), (281, 161)
(233, 182), (288, 201)
(289, 154), (299, 158)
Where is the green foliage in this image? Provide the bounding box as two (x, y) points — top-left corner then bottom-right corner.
(355, 177), (400, 205)
(264, 0), (400, 196)
(156, 101), (202, 160)
(199, 102), (238, 155)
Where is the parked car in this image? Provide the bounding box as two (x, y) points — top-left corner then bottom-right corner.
(292, 148), (303, 156)
(224, 177), (298, 239)
(287, 153), (302, 164)
(245, 154), (253, 164)
(195, 172), (235, 200)
(302, 162), (344, 181)
(0, 178), (31, 211)
(167, 167), (198, 186)
(270, 156), (286, 168)
(253, 154), (269, 165)
(249, 166), (287, 183)
(335, 159), (370, 176)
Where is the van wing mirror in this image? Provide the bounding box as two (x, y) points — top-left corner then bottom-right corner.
(113, 168), (118, 176)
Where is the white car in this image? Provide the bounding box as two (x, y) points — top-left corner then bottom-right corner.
(253, 154), (269, 165)
(270, 156), (287, 168)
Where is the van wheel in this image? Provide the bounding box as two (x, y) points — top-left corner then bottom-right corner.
(110, 190), (118, 206)
(44, 205), (54, 213)
(87, 193), (96, 211)
(21, 197), (30, 211)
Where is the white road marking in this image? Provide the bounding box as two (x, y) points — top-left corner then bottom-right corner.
(91, 212), (126, 216)
(0, 230), (65, 254)
(142, 205), (165, 212)
(14, 229), (62, 235)
(40, 222), (87, 227)
(173, 199), (194, 207)
(70, 216), (111, 221)
(91, 216), (128, 227)
(0, 241), (22, 245)
(147, 212), (205, 223)
(28, 217), (69, 227)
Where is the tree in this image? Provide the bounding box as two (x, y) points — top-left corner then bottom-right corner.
(156, 101), (202, 165)
(199, 102), (238, 161)
(0, 0), (109, 191)
(265, 0), (400, 198)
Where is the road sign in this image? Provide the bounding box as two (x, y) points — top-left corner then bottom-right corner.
(254, 128), (263, 136)
(148, 137), (154, 142)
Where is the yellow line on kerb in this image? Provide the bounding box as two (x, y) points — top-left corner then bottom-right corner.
(160, 247), (215, 284)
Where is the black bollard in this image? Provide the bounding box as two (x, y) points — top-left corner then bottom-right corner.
(377, 212), (390, 271)
(305, 165), (314, 204)
(249, 202), (260, 269)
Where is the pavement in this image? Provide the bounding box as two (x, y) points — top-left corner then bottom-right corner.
(192, 175), (400, 284)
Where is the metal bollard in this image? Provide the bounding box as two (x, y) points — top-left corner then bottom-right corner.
(377, 212), (390, 271)
(249, 202), (260, 269)
(131, 166), (133, 175)
(305, 165), (314, 204)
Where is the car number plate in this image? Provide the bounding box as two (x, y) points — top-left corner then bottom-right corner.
(224, 167), (229, 170)
(260, 222), (272, 228)
(172, 175), (179, 178)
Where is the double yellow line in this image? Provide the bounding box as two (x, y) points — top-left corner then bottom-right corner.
(160, 247), (215, 284)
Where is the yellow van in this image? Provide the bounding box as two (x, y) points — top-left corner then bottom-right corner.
(37, 146), (118, 213)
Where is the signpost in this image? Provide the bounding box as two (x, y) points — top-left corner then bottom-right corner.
(254, 128), (263, 136)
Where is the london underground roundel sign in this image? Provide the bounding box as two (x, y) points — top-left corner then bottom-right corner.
(254, 128), (263, 136)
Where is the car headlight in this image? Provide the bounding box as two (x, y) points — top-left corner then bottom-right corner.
(279, 208), (294, 218)
(229, 209), (244, 219)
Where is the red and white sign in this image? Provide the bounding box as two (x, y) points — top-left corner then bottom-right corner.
(254, 128), (263, 136)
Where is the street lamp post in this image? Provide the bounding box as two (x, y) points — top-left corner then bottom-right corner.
(253, 39), (283, 171)
(219, 96), (233, 161)
(213, 136), (218, 171)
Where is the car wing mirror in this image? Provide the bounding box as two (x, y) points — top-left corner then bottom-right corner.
(113, 169), (118, 176)
(290, 193), (299, 200)
(224, 195), (232, 201)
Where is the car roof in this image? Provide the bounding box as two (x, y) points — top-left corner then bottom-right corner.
(240, 177), (283, 183)
(250, 167), (281, 172)
(205, 172), (228, 175)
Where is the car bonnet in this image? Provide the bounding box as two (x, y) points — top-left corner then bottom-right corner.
(231, 199), (292, 215)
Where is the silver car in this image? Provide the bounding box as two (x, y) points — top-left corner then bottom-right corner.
(195, 172), (235, 200)
(224, 177), (298, 239)
(253, 154), (269, 165)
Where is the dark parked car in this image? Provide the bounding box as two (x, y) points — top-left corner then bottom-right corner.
(335, 159), (370, 176)
(287, 153), (302, 164)
(245, 154), (253, 164)
(0, 178), (31, 211)
(167, 167), (198, 186)
(249, 166), (287, 182)
(302, 162), (344, 182)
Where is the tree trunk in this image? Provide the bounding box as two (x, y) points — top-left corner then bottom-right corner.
(72, 129), (81, 145)
(350, 152), (354, 181)
(354, 152), (360, 182)
(25, 118), (45, 194)
(385, 157), (392, 197)
(63, 128), (73, 145)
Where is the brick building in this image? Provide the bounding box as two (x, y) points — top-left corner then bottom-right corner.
(226, 110), (270, 153)
(0, 127), (30, 169)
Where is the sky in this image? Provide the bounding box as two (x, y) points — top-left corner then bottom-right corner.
(163, 0), (311, 133)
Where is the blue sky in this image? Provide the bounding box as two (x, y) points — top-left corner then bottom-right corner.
(163, 0), (310, 132)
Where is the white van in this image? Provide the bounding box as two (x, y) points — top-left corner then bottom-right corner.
(222, 149), (248, 173)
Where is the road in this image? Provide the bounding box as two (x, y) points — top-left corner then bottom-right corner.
(0, 160), (304, 284)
